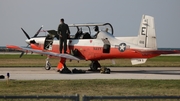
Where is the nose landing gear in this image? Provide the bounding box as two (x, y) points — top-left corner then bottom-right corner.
(45, 57), (51, 70)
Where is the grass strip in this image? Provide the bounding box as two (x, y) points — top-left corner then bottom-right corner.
(0, 54), (180, 67)
(0, 80), (180, 96)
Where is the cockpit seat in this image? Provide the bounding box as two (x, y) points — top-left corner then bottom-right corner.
(82, 32), (91, 39)
(74, 31), (83, 39)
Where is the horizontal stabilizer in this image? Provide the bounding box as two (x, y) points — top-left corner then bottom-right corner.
(131, 58), (147, 65)
(6, 45), (80, 61)
(133, 49), (180, 55)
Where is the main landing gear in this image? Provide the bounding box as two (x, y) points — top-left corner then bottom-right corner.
(89, 60), (111, 74)
(89, 61), (101, 71)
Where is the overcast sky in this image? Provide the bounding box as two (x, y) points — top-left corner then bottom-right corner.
(0, 0), (180, 48)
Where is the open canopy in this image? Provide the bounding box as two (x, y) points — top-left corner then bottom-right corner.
(68, 23), (114, 35)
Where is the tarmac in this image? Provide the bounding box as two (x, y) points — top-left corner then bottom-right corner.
(0, 67), (180, 80)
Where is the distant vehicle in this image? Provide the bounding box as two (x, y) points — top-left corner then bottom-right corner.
(7, 15), (180, 73)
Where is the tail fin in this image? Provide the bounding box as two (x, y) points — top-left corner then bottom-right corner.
(137, 15), (157, 49)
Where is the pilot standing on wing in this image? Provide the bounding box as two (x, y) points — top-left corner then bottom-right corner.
(57, 18), (70, 54)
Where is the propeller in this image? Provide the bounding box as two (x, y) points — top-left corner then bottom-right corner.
(20, 25), (43, 58)
(30, 40), (36, 44)
(33, 25), (43, 37)
(19, 51), (24, 58)
(21, 25), (43, 39)
(19, 44), (29, 58)
(21, 28), (30, 39)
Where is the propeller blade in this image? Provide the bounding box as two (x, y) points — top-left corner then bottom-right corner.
(21, 28), (30, 39)
(19, 51), (24, 58)
(19, 45), (29, 58)
(33, 25), (43, 37)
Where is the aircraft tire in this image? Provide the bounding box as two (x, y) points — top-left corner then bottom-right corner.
(90, 62), (98, 71)
(90, 61), (101, 71)
(45, 62), (51, 70)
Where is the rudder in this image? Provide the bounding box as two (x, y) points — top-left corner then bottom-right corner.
(138, 15), (157, 49)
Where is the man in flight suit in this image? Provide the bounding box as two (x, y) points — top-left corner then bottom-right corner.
(57, 18), (70, 54)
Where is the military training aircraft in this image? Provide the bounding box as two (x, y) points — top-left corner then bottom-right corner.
(7, 15), (180, 73)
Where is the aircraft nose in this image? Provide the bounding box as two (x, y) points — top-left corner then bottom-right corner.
(25, 39), (30, 44)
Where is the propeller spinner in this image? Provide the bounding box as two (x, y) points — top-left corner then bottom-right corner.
(20, 25), (43, 58)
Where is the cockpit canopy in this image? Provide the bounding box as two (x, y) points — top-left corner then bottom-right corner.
(68, 23), (114, 39)
(46, 23), (114, 40)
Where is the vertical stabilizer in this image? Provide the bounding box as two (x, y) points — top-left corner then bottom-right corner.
(138, 15), (157, 49)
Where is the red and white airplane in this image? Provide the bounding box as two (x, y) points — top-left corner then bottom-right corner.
(7, 15), (180, 73)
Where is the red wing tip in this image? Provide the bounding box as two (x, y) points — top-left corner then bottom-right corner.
(6, 45), (20, 49)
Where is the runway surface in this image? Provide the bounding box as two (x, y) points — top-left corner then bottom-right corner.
(0, 67), (180, 80)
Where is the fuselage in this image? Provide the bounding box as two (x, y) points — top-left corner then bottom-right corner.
(29, 31), (160, 60)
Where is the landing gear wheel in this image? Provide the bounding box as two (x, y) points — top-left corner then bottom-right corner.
(89, 61), (101, 71)
(90, 62), (98, 71)
(45, 61), (51, 70)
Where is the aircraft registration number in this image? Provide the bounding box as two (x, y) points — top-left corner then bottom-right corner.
(94, 47), (102, 50)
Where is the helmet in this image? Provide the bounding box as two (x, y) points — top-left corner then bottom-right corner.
(94, 26), (99, 32)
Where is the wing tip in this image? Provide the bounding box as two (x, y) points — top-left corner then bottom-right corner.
(6, 45), (20, 49)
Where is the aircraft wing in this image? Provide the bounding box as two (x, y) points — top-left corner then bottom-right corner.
(6, 45), (80, 60)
